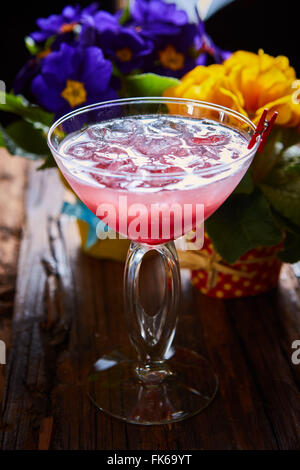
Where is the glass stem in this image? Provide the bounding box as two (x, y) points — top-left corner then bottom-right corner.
(124, 241), (181, 384)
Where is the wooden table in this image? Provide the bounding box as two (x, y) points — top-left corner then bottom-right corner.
(0, 150), (300, 450)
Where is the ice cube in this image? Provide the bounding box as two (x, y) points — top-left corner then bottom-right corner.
(103, 118), (138, 145)
(147, 118), (186, 136)
(66, 141), (100, 160)
(109, 118), (138, 133)
(87, 125), (107, 141)
(133, 134), (181, 156)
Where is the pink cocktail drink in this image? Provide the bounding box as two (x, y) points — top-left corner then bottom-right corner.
(48, 98), (261, 425)
(59, 115), (250, 244)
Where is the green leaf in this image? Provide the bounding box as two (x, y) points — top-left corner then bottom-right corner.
(233, 170), (254, 195)
(25, 36), (41, 55)
(286, 161), (300, 174)
(278, 231), (300, 263)
(25, 35), (56, 56)
(206, 190), (283, 264)
(0, 126), (5, 147)
(112, 64), (123, 79)
(125, 73), (180, 97)
(119, 2), (131, 25)
(261, 208), (300, 263)
(0, 124), (44, 160)
(260, 184), (300, 227)
(271, 208), (299, 233)
(259, 144), (300, 227)
(44, 35), (57, 50)
(5, 120), (49, 156)
(37, 153), (57, 170)
(281, 145), (300, 173)
(0, 92), (54, 127)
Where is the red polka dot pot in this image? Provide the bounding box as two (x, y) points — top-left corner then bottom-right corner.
(179, 232), (283, 299)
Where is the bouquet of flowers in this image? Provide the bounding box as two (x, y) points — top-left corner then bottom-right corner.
(0, 0), (227, 170)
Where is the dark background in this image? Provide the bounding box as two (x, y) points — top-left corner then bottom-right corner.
(0, 0), (298, 90)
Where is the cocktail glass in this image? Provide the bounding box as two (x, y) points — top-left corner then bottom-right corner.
(47, 97), (260, 425)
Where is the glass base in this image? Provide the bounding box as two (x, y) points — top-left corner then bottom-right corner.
(88, 347), (218, 425)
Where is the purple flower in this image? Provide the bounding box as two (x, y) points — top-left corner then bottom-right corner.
(80, 11), (153, 73)
(145, 23), (203, 77)
(14, 48), (55, 95)
(80, 10), (119, 44)
(100, 28), (153, 73)
(31, 43), (117, 117)
(31, 3), (98, 43)
(129, 2), (230, 77)
(125, 0), (206, 77)
(130, 0), (189, 36)
(14, 58), (41, 95)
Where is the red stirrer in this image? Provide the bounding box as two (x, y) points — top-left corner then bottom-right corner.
(247, 109), (278, 153)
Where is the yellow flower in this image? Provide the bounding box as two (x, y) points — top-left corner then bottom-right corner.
(164, 50), (300, 129)
(158, 45), (185, 71)
(116, 48), (133, 62)
(61, 79), (87, 108)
